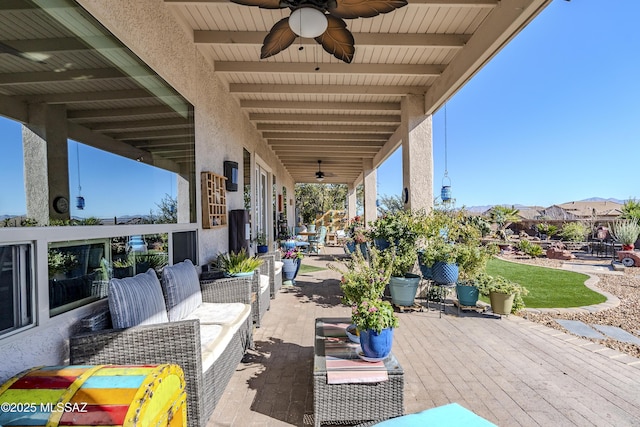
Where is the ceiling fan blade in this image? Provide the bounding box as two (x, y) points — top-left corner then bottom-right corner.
(314, 16), (354, 63)
(0, 41), (47, 63)
(230, 0), (286, 9)
(260, 17), (298, 59)
(327, 0), (408, 19)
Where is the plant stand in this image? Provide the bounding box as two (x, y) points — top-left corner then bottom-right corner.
(393, 302), (424, 313)
(452, 299), (489, 316)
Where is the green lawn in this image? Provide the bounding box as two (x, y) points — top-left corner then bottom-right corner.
(483, 258), (607, 308)
(298, 264), (327, 274)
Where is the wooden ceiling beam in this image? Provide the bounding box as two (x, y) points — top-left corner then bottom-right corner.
(267, 139), (384, 147)
(257, 123), (397, 133)
(263, 132), (389, 141)
(276, 152), (376, 159)
(68, 106), (176, 120)
(216, 62), (443, 76)
(270, 145), (380, 152)
(230, 84), (426, 95)
(250, 113), (400, 123)
(22, 89), (161, 104)
(88, 118), (191, 132)
(242, 100), (400, 111)
(111, 128), (194, 140)
(166, 0), (498, 6)
(195, 31), (469, 48)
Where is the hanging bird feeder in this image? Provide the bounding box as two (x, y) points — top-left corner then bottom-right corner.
(75, 143), (85, 210)
(441, 173), (452, 202)
(440, 104), (453, 204)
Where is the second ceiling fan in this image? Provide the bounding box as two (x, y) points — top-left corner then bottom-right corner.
(230, 0), (408, 63)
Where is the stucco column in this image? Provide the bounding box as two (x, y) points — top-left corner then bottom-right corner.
(401, 95), (433, 212)
(347, 183), (357, 220)
(362, 159), (377, 225)
(23, 103), (69, 224)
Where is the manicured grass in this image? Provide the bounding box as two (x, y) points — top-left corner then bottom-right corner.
(483, 258), (607, 308)
(298, 264), (326, 274)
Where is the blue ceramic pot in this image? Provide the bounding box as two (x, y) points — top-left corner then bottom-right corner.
(257, 245), (268, 253)
(282, 258), (301, 284)
(432, 262), (459, 285)
(359, 328), (394, 359)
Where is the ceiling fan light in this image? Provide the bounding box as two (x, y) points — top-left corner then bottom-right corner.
(316, 175), (325, 182)
(289, 7), (328, 38)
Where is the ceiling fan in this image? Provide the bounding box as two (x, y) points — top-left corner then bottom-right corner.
(230, 0), (408, 63)
(315, 159), (330, 182)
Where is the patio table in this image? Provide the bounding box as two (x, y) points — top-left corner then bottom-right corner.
(313, 317), (404, 427)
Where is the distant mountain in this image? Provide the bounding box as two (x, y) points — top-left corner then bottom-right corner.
(579, 197), (626, 204)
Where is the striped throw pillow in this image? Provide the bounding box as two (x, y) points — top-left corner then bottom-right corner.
(108, 269), (168, 329)
(161, 259), (203, 321)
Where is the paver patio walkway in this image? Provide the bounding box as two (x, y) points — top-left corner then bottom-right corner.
(208, 247), (640, 426)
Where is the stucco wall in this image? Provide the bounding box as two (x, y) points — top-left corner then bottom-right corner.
(78, 0), (295, 258)
(0, 300), (108, 384)
(0, 0), (294, 382)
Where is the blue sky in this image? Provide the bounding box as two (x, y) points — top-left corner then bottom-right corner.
(377, 0), (640, 208)
(2, 0), (639, 217)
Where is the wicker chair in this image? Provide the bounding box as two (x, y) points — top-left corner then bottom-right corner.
(254, 265), (271, 327)
(70, 275), (253, 427)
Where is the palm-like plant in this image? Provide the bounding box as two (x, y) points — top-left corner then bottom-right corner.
(488, 205), (520, 240)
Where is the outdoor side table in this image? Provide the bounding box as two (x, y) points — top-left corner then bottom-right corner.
(0, 364), (186, 426)
(313, 317), (404, 427)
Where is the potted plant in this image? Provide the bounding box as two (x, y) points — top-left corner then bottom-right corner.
(477, 275), (529, 315)
(112, 256), (134, 279)
(281, 247), (304, 285)
(609, 219), (640, 251)
(331, 247), (390, 307)
(368, 210), (427, 307)
(255, 232), (269, 253)
(48, 249), (79, 280)
(214, 248), (263, 277)
(330, 246), (391, 342)
(352, 298), (399, 360)
(344, 215), (367, 256)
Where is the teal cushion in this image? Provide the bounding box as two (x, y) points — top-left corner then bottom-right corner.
(161, 259), (203, 321)
(373, 403), (497, 427)
(108, 269), (168, 329)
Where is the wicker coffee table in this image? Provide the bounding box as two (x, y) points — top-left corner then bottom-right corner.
(313, 318), (404, 427)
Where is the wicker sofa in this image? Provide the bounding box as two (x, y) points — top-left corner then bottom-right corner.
(258, 251), (283, 298)
(70, 260), (253, 427)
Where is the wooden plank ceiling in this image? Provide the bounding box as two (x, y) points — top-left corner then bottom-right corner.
(165, 0), (551, 184)
(0, 0), (551, 182)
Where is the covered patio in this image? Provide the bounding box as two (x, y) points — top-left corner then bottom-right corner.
(212, 246), (640, 426)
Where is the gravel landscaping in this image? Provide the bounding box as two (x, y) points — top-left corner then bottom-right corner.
(501, 252), (640, 358)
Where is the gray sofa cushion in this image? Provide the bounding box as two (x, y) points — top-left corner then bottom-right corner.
(162, 259), (203, 321)
(108, 269), (169, 329)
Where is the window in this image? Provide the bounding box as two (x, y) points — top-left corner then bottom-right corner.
(0, 244), (34, 337)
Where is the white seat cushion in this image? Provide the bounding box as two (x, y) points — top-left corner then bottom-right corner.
(199, 324), (235, 372)
(186, 302), (250, 331)
(260, 274), (270, 293)
(274, 261), (283, 274)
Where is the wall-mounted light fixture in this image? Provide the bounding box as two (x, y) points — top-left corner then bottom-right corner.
(224, 160), (238, 191)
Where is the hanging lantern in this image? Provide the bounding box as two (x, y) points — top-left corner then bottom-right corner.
(441, 174), (452, 202)
(76, 196), (85, 210)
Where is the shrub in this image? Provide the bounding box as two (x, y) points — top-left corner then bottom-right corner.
(517, 239), (543, 257)
(559, 222), (590, 242)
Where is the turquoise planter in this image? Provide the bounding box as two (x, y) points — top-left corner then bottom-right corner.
(359, 328), (394, 359)
(456, 284), (479, 306)
(432, 262), (459, 285)
(389, 274), (421, 306)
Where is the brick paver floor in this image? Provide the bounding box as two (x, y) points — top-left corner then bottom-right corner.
(208, 247), (640, 426)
